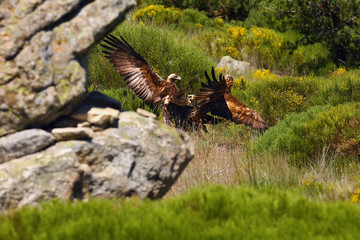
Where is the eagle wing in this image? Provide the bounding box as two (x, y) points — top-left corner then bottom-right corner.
(194, 67), (232, 119)
(224, 93), (269, 130)
(101, 35), (166, 103)
(195, 67), (269, 130)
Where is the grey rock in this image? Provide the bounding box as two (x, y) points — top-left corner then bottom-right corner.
(77, 122), (91, 128)
(0, 0), (135, 136)
(137, 108), (157, 119)
(0, 129), (55, 164)
(71, 107), (120, 126)
(51, 127), (93, 141)
(0, 113), (194, 209)
(217, 56), (252, 76)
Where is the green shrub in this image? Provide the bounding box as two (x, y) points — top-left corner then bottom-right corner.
(297, 43), (333, 75)
(254, 102), (360, 163)
(232, 69), (360, 126)
(1, 185), (360, 240)
(132, 5), (182, 25)
(234, 74), (317, 126)
(308, 69), (360, 107)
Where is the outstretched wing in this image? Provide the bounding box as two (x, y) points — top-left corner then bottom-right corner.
(194, 67), (232, 119)
(101, 35), (165, 103)
(194, 67), (269, 130)
(224, 94), (269, 130)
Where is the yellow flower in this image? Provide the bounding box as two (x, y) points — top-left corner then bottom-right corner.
(195, 23), (203, 29)
(233, 77), (246, 89)
(351, 189), (360, 203)
(332, 67), (347, 76)
(216, 67), (228, 73)
(227, 26), (247, 39)
(252, 69), (277, 81)
(302, 179), (311, 186)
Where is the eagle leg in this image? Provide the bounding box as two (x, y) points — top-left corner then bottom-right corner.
(161, 98), (173, 127)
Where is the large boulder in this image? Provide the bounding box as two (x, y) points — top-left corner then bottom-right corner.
(0, 0), (136, 136)
(217, 56), (252, 76)
(0, 111), (194, 209)
(0, 0), (195, 210)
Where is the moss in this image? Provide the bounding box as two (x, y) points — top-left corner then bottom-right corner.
(56, 61), (83, 105)
(0, 128), (6, 137)
(17, 87), (30, 95)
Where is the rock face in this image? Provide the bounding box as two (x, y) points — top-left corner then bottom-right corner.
(0, 0), (195, 210)
(0, 111), (194, 209)
(0, 0), (136, 136)
(217, 56), (252, 76)
(0, 129), (55, 163)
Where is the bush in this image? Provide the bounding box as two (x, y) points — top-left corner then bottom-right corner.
(131, 5), (347, 75)
(232, 69), (360, 126)
(308, 69), (360, 107)
(132, 5), (182, 25)
(1, 185), (360, 240)
(253, 102), (360, 163)
(139, 0), (259, 21)
(297, 43), (333, 75)
(235, 74), (317, 126)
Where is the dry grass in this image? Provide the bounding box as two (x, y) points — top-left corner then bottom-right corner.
(167, 124), (360, 202)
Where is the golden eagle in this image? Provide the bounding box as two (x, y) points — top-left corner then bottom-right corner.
(193, 67), (269, 131)
(101, 35), (188, 124)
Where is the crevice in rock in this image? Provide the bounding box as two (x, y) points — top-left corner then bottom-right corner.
(127, 161), (136, 178)
(71, 171), (84, 200)
(27, 0), (47, 16)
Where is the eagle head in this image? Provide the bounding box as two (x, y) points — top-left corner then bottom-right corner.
(225, 75), (234, 89)
(167, 73), (181, 82)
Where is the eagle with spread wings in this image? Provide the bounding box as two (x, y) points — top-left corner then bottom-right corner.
(101, 35), (268, 131)
(193, 67), (269, 131)
(101, 35), (188, 124)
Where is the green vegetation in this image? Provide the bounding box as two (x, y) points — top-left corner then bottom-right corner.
(5, 3), (357, 237)
(253, 102), (360, 162)
(85, 3), (360, 201)
(235, 69), (360, 126)
(139, 0), (360, 69)
(2, 185), (360, 239)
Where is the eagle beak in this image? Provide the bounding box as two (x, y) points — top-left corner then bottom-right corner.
(177, 76), (181, 81)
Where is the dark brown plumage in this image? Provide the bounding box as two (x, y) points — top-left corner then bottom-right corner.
(101, 35), (187, 124)
(194, 67), (269, 131)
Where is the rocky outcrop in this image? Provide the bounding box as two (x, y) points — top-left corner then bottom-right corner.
(0, 110), (193, 209)
(0, 0), (195, 210)
(0, 0), (136, 136)
(217, 56), (252, 76)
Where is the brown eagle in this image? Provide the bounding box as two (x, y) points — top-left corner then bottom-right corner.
(193, 67), (269, 131)
(101, 35), (188, 124)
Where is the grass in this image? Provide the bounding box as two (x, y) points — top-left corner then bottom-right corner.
(168, 123), (360, 202)
(1, 185), (360, 239)
(85, 15), (360, 203)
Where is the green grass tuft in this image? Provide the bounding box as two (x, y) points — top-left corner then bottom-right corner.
(1, 185), (360, 240)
